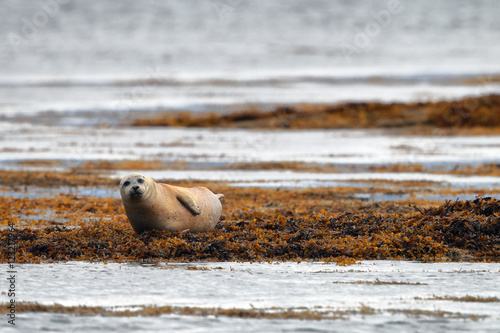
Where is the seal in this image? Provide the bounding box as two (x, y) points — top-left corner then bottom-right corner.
(119, 173), (224, 233)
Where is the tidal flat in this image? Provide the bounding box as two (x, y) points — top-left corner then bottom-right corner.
(1, 96), (500, 332)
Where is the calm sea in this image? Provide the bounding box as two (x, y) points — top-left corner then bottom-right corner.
(1, 0), (500, 115)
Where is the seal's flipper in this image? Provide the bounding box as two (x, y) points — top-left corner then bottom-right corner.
(176, 193), (202, 215)
(216, 194), (224, 201)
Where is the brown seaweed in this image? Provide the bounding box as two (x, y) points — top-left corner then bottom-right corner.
(130, 95), (500, 131)
(1, 197), (498, 263)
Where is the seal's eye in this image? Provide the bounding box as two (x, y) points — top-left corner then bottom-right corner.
(137, 178), (144, 184)
(123, 181), (131, 187)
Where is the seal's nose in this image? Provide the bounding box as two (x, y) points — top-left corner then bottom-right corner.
(132, 185), (140, 191)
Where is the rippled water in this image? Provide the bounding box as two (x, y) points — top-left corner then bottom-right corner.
(2, 123), (500, 191)
(1, 0), (500, 115)
(2, 261), (499, 332)
(2, 124), (500, 166)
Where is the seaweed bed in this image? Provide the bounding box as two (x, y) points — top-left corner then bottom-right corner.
(0, 302), (488, 321)
(1, 191), (499, 263)
(131, 94), (500, 131)
(1, 94), (500, 264)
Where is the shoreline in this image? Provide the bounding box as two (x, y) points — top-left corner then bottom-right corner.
(2, 94), (500, 136)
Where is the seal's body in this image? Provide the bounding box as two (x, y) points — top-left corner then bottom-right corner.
(119, 173), (223, 233)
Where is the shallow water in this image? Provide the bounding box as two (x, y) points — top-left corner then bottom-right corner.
(2, 261), (499, 332)
(122, 170), (500, 189)
(0, 186), (118, 199)
(2, 124), (500, 167)
(2, 124), (499, 194)
(7, 313), (500, 333)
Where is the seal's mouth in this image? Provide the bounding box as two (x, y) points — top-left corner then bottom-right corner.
(129, 189), (145, 198)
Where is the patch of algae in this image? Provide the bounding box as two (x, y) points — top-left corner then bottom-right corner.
(1, 194), (498, 263)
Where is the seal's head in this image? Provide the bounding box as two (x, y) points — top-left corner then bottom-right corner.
(119, 173), (151, 201)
